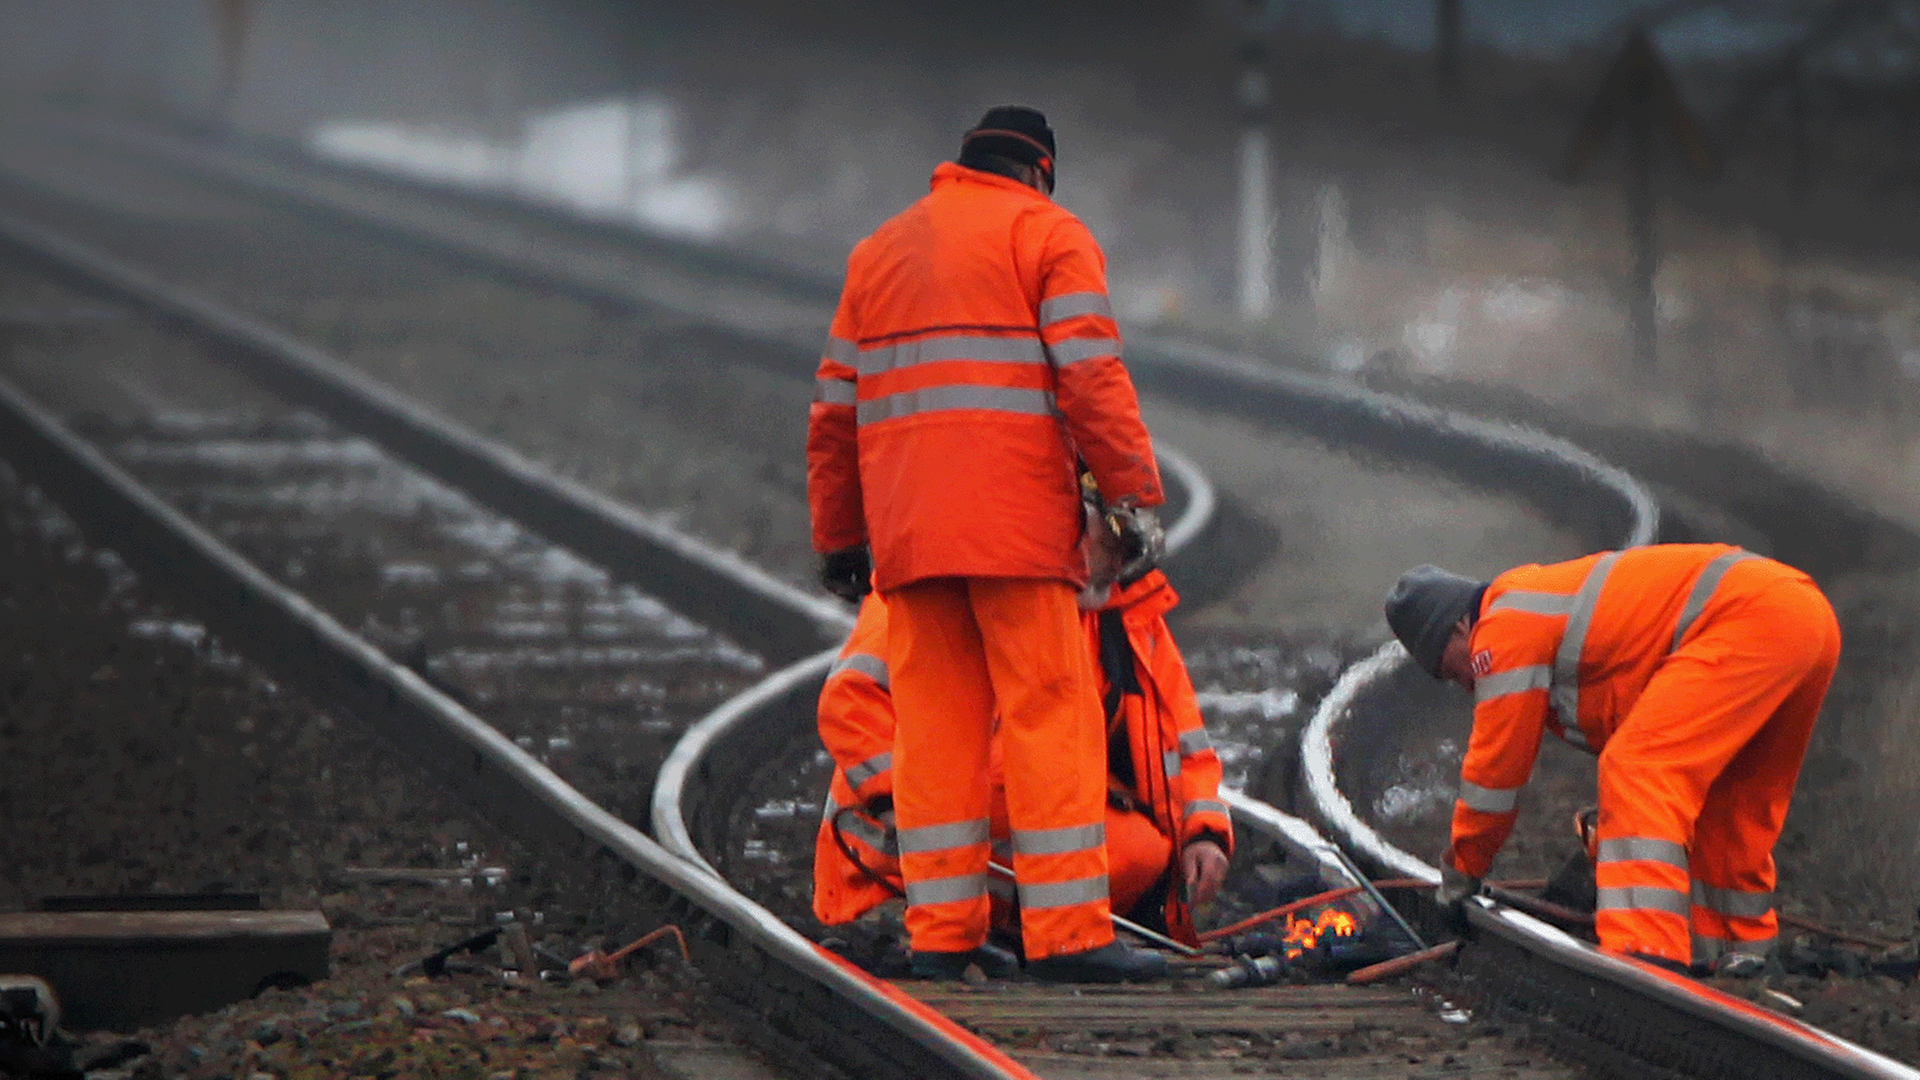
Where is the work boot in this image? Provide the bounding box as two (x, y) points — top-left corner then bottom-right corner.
(1027, 941), (1168, 984)
(907, 943), (1020, 980)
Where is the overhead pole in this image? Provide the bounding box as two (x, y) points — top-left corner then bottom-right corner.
(208, 0), (255, 135)
(1562, 29), (1717, 375)
(1436, 0), (1465, 95)
(1236, 0), (1275, 323)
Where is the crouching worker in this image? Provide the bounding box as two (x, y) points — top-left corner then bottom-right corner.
(813, 504), (1232, 982)
(1383, 544), (1839, 976)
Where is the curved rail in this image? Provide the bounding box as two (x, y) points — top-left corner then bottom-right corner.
(6, 134), (1912, 1078)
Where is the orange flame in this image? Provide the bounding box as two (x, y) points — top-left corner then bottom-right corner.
(1279, 907), (1360, 958)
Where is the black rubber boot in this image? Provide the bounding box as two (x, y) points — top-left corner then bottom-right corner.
(1027, 941), (1168, 984)
(907, 942), (1020, 980)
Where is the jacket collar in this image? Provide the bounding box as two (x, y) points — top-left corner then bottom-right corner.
(931, 160), (1049, 199)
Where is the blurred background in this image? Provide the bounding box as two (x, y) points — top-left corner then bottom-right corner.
(7, 0), (1920, 526)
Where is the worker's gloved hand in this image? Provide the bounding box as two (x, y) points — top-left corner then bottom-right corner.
(818, 545), (872, 603)
(1107, 504), (1165, 583)
(1436, 860), (1482, 935)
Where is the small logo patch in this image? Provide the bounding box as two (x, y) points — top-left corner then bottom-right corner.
(1471, 649), (1494, 678)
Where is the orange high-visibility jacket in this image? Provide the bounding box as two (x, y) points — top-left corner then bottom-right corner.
(811, 572), (1232, 939)
(1446, 544), (1792, 877)
(807, 162), (1162, 591)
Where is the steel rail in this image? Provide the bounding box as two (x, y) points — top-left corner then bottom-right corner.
(0, 321), (1029, 1078)
(8, 131), (1907, 1076)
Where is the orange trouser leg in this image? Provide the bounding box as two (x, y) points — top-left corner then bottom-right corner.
(1105, 806), (1175, 921)
(972, 577), (1114, 960)
(1595, 572), (1840, 966)
(1689, 578), (1838, 963)
(888, 578), (996, 954)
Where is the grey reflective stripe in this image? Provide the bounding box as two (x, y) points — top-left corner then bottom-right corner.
(821, 793), (839, 822)
(823, 336), (859, 366)
(906, 872), (988, 907)
(1179, 728), (1213, 755)
(844, 752), (892, 790)
(1046, 336), (1122, 367)
(1551, 552), (1621, 733)
(1595, 884), (1691, 918)
(1039, 291), (1113, 325)
(1697, 935), (1775, 962)
(829, 651), (888, 688)
(857, 385), (1056, 424)
(1456, 779), (1519, 814)
(836, 810), (897, 856)
(1475, 664), (1551, 704)
(856, 334), (1045, 376)
(1596, 836), (1688, 869)
(1184, 799), (1228, 818)
(814, 377), (856, 405)
(1671, 550), (1759, 650)
(1692, 881), (1774, 919)
(898, 818), (990, 855)
(1488, 590), (1575, 616)
(1018, 874), (1109, 910)
(1012, 822), (1104, 857)
(1163, 749), (1183, 779)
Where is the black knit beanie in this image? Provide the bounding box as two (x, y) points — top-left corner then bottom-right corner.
(1384, 565), (1489, 679)
(959, 106), (1056, 191)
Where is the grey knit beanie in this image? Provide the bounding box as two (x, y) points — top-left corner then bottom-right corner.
(1384, 565), (1489, 678)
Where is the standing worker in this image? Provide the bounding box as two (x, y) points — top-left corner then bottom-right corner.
(1383, 544), (1840, 975)
(808, 106), (1168, 982)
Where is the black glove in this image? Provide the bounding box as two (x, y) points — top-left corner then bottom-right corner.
(1436, 859), (1482, 936)
(1107, 504), (1165, 583)
(819, 546), (872, 603)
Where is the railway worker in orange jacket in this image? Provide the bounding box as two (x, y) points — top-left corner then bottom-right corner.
(811, 511), (1232, 962)
(1383, 545), (1840, 974)
(807, 106), (1167, 982)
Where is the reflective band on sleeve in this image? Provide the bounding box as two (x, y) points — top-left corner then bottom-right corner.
(857, 385), (1057, 425)
(1595, 884), (1691, 918)
(1671, 549), (1759, 651)
(856, 334), (1046, 376)
(1456, 779), (1520, 813)
(1692, 881), (1774, 919)
(1012, 822), (1104, 857)
(1046, 337), (1122, 367)
(1017, 874), (1110, 911)
(1488, 590), (1575, 616)
(1179, 728), (1213, 755)
(844, 752), (892, 790)
(814, 378), (856, 405)
(1039, 291), (1113, 325)
(1475, 664), (1551, 703)
(821, 793), (838, 822)
(906, 872), (989, 907)
(1184, 799), (1228, 819)
(829, 651), (888, 688)
(835, 809), (897, 856)
(1163, 749), (1182, 778)
(898, 818), (991, 855)
(824, 336), (859, 366)
(1596, 836), (1688, 869)
(1552, 552), (1621, 733)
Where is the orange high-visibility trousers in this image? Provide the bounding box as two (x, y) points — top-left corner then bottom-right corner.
(888, 576), (1114, 959)
(1593, 562), (1839, 966)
